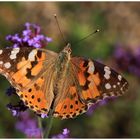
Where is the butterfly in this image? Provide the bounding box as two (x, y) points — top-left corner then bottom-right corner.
(0, 43), (128, 119)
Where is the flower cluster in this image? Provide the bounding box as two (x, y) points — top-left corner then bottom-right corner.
(52, 128), (70, 138)
(6, 22), (52, 48)
(7, 101), (28, 116)
(6, 86), (28, 116)
(113, 43), (140, 78)
(15, 111), (42, 138)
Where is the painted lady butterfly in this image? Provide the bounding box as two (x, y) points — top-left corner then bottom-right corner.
(0, 43), (128, 119)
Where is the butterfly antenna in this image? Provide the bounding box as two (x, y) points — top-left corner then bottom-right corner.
(72, 29), (100, 46)
(54, 14), (67, 45)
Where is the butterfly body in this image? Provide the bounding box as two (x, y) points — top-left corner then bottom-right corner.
(0, 44), (128, 119)
(55, 43), (71, 82)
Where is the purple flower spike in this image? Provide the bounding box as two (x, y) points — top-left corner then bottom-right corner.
(63, 128), (70, 135)
(25, 22), (31, 29)
(46, 37), (53, 42)
(6, 35), (12, 41)
(7, 104), (19, 116)
(6, 22), (52, 49)
(6, 86), (16, 96)
(12, 110), (19, 116)
(41, 113), (48, 118)
(52, 128), (70, 138)
(25, 128), (42, 138)
(33, 24), (41, 34)
(22, 30), (31, 36)
(13, 44), (19, 48)
(113, 43), (140, 78)
(15, 111), (42, 138)
(86, 96), (117, 116)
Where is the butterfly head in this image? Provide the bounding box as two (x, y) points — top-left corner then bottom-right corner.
(59, 43), (72, 61)
(63, 43), (72, 54)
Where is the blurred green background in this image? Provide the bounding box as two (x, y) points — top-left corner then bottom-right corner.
(0, 2), (139, 138)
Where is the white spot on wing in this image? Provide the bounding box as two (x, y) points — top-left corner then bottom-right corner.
(87, 61), (95, 74)
(117, 82), (120, 85)
(104, 66), (110, 70)
(105, 83), (111, 89)
(28, 49), (37, 61)
(120, 87), (123, 91)
(118, 75), (122, 81)
(4, 62), (11, 69)
(0, 50), (3, 55)
(113, 85), (116, 88)
(0, 61), (3, 64)
(10, 48), (20, 60)
(104, 66), (111, 80)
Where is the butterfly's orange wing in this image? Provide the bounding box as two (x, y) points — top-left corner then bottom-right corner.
(53, 57), (128, 119)
(0, 47), (57, 115)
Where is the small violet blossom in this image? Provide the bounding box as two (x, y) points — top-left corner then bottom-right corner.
(6, 22), (52, 48)
(15, 111), (42, 138)
(86, 96), (117, 116)
(52, 128), (70, 138)
(114, 43), (140, 78)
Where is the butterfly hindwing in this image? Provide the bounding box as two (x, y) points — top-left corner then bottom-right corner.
(53, 70), (88, 119)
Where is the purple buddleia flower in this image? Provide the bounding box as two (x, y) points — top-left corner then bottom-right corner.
(52, 128), (70, 138)
(15, 111), (42, 138)
(6, 22), (52, 48)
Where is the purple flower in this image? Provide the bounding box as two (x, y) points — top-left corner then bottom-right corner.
(41, 113), (48, 118)
(15, 111), (42, 138)
(7, 108), (19, 116)
(52, 128), (70, 138)
(25, 128), (42, 138)
(63, 128), (70, 135)
(25, 22), (30, 29)
(6, 101), (28, 117)
(86, 96), (117, 116)
(6, 22), (52, 48)
(6, 86), (28, 116)
(113, 43), (140, 78)
(46, 37), (53, 42)
(6, 86), (16, 96)
(22, 30), (31, 37)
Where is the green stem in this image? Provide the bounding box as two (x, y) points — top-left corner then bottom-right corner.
(38, 117), (43, 138)
(44, 110), (54, 138)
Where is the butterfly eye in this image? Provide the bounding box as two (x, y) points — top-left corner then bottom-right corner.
(63, 45), (72, 54)
(67, 47), (72, 54)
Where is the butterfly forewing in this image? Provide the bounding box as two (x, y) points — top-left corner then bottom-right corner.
(0, 47), (58, 115)
(72, 57), (129, 102)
